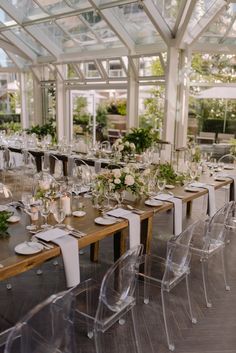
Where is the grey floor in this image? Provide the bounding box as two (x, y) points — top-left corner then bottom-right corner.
(0, 190), (236, 353)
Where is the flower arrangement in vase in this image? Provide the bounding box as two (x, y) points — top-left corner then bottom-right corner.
(112, 139), (136, 161)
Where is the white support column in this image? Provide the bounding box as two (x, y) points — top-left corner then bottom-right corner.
(163, 46), (179, 145)
(33, 77), (43, 126)
(175, 49), (191, 148)
(20, 72), (29, 129)
(127, 58), (139, 130)
(56, 68), (66, 141)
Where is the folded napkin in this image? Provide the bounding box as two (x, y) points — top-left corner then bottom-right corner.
(154, 194), (182, 236)
(43, 152), (50, 170)
(36, 228), (68, 242)
(217, 173), (236, 201)
(52, 235), (80, 288)
(67, 155), (75, 176)
(107, 208), (141, 248)
(190, 182), (216, 217)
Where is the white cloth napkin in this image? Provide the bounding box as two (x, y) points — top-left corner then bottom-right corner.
(67, 156), (75, 176)
(154, 194), (182, 235)
(43, 152), (50, 170)
(190, 182), (216, 217)
(53, 235), (80, 288)
(107, 208), (141, 248)
(217, 173), (236, 201)
(36, 228), (80, 288)
(36, 228), (68, 242)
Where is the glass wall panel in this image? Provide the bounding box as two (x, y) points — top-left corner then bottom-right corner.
(139, 56), (165, 77)
(0, 49), (15, 68)
(42, 83), (56, 123)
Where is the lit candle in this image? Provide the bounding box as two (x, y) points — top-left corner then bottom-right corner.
(61, 195), (71, 216)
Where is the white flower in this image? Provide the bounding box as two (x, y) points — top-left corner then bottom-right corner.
(130, 143), (135, 150)
(118, 145), (124, 151)
(125, 175), (135, 186)
(143, 168), (150, 176)
(112, 169), (121, 178)
(114, 178), (121, 184)
(39, 180), (50, 191)
(125, 141), (130, 147)
(192, 148), (196, 155)
(115, 138), (122, 145)
(123, 167), (130, 173)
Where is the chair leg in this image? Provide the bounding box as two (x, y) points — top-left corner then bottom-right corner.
(201, 259), (212, 308)
(161, 289), (175, 351)
(185, 275), (197, 324)
(143, 256), (151, 305)
(131, 307), (142, 353)
(94, 328), (102, 353)
(221, 247), (230, 291)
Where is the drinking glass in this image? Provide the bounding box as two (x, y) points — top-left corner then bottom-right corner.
(157, 178), (166, 194)
(147, 179), (157, 199)
(53, 207), (65, 227)
(189, 164), (198, 183)
(39, 199), (51, 229)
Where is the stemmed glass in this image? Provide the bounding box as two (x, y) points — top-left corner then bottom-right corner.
(147, 179), (157, 199)
(157, 178), (166, 195)
(189, 163), (198, 184)
(21, 192), (38, 231)
(53, 207), (65, 227)
(39, 199), (51, 229)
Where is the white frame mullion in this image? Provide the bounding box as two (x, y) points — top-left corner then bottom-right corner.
(0, 0), (24, 23)
(220, 14), (236, 43)
(181, 0), (227, 47)
(175, 0), (197, 47)
(0, 38), (30, 60)
(2, 31), (37, 62)
(94, 59), (108, 80)
(172, 0), (189, 35)
(142, 0), (173, 46)
(72, 64), (85, 81)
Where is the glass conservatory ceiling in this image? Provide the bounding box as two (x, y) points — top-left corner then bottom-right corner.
(0, 0), (236, 70)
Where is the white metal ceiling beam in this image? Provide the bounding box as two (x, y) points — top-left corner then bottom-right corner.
(172, 0), (188, 35)
(192, 41), (236, 53)
(220, 14), (236, 43)
(181, 0), (227, 47)
(25, 26), (62, 58)
(72, 64), (85, 81)
(174, 0), (197, 47)
(142, 0), (173, 45)
(94, 59), (108, 80)
(0, 0), (24, 23)
(5, 50), (21, 69)
(3, 31), (37, 62)
(158, 53), (166, 71)
(0, 38), (30, 60)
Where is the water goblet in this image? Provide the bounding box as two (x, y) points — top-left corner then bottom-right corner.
(53, 207), (65, 227)
(39, 199), (51, 229)
(157, 178), (166, 194)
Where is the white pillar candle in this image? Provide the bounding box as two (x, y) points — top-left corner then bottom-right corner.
(61, 195), (71, 216)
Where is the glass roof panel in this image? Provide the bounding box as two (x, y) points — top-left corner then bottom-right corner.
(0, 9), (16, 27)
(12, 28), (51, 56)
(7, 0), (48, 21)
(111, 3), (161, 45)
(35, 0), (75, 15)
(188, 0), (216, 29)
(0, 49), (15, 67)
(56, 16), (97, 45)
(152, 0), (184, 30)
(81, 11), (123, 48)
(9, 53), (31, 68)
(79, 62), (101, 78)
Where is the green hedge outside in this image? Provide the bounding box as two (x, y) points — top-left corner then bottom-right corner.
(0, 114), (20, 124)
(202, 119), (236, 136)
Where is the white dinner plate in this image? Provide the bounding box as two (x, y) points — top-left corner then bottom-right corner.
(224, 166), (234, 170)
(184, 187), (200, 192)
(72, 211), (86, 217)
(0, 205), (8, 212)
(214, 177), (227, 182)
(165, 185), (175, 189)
(14, 242), (44, 255)
(145, 199), (164, 207)
(94, 217), (117, 225)
(7, 215), (20, 223)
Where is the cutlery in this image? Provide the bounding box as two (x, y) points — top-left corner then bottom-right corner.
(31, 238), (54, 249)
(125, 205), (145, 214)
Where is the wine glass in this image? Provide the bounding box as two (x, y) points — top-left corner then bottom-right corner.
(21, 193), (38, 230)
(157, 178), (166, 194)
(53, 207), (65, 227)
(39, 199), (51, 229)
(189, 164), (198, 184)
(147, 179), (157, 199)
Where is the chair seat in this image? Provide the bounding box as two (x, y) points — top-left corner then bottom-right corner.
(190, 239), (224, 257)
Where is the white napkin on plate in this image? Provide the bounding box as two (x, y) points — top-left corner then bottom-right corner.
(107, 208), (141, 248)
(190, 182), (216, 217)
(36, 228), (68, 242)
(154, 194), (182, 235)
(52, 235), (80, 288)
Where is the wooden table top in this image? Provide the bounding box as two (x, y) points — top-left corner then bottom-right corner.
(0, 172), (233, 281)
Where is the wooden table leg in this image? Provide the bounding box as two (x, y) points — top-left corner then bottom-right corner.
(90, 242), (99, 262)
(141, 216), (153, 254)
(113, 230), (127, 262)
(186, 201), (192, 217)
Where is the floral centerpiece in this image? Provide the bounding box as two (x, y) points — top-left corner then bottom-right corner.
(33, 172), (58, 200)
(0, 210), (13, 238)
(112, 139), (136, 161)
(94, 166), (146, 205)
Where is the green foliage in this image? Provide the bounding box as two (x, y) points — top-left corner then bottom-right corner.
(150, 58), (164, 76)
(139, 86), (164, 130)
(230, 139), (236, 156)
(96, 104), (107, 127)
(123, 127), (154, 154)
(26, 119), (56, 140)
(73, 96), (91, 128)
(1, 122), (21, 133)
(156, 163), (185, 185)
(0, 211), (12, 238)
(106, 99), (127, 116)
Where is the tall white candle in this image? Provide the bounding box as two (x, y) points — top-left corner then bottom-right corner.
(61, 195), (71, 216)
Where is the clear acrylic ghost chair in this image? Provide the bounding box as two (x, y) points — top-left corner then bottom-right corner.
(4, 290), (75, 353)
(21, 151), (37, 194)
(49, 155), (64, 181)
(190, 202), (233, 308)
(139, 222), (198, 351)
(72, 245), (143, 353)
(224, 201), (236, 244)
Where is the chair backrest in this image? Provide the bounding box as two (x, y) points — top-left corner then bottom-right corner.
(49, 155), (64, 179)
(217, 133), (235, 143)
(22, 151), (37, 173)
(95, 245), (143, 325)
(218, 154), (236, 165)
(204, 202), (233, 251)
(164, 221), (198, 283)
(4, 290), (75, 353)
(200, 131), (215, 139)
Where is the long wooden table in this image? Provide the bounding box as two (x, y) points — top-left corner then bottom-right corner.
(0, 161), (234, 281)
